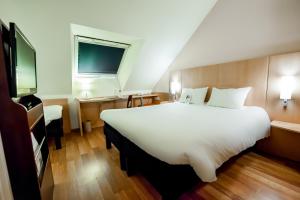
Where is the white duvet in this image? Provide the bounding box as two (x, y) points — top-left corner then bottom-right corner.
(44, 105), (63, 126)
(100, 103), (270, 182)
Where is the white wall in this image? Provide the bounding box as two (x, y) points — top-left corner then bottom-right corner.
(154, 0), (300, 92)
(0, 0), (217, 97)
(0, 0), (217, 129)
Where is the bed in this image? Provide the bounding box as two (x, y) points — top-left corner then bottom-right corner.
(100, 102), (270, 199)
(44, 105), (63, 149)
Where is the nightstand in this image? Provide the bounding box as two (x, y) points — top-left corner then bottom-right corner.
(256, 120), (300, 162)
(271, 121), (300, 133)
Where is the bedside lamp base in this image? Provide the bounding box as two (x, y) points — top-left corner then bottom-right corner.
(282, 99), (288, 108)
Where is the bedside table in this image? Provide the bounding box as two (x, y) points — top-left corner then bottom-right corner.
(271, 121), (300, 133)
(256, 120), (300, 162)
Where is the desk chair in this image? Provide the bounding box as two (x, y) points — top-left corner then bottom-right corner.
(127, 95), (144, 108)
(127, 95), (133, 108)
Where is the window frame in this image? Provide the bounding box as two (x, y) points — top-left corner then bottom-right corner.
(74, 36), (130, 77)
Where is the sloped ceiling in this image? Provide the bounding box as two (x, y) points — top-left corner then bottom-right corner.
(0, 0), (217, 95)
(154, 0), (300, 92)
(170, 0), (300, 70)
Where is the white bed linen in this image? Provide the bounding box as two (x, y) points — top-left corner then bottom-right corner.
(43, 105), (63, 126)
(100, 103), (270, 182)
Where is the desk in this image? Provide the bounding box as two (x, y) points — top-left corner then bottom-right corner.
(76, 94), (160, 136)
(130, 94), (160, 107)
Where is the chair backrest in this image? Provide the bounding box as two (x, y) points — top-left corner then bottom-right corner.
(127, 95), (133, 108)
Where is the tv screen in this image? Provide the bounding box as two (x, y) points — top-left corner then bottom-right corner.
(10, 23), (37, 97)
(78, 41), (126, 75)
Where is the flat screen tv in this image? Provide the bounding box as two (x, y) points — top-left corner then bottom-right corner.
(9, 23), (37, 97)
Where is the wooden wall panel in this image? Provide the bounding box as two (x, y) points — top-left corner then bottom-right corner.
(266, 52), (300, 123)
(197, 65), (219, 87)
(181, 67), (199, 88)
(217, 58), (269, 107)
(172, 57), (269, 107)
(180, 65), (219, 89)
(154, 92), (171, 102)
(42, 98), (71, 133)
(171, 52), (300, 161)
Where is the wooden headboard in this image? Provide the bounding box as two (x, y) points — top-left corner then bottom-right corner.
(171, 52), (300, 122)
(267, 52), (300, 123)
(170, 52), (300, 161)
(171, 57), (269, 107)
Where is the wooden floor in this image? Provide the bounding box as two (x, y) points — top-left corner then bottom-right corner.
(50, 128), (300, 200)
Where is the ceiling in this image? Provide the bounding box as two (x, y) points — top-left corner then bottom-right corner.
(153, 0), (300, 92)
(0, 0), (217, 95)
(170, 0), (300, 70)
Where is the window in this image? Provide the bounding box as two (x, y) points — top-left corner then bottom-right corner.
(75, 36), (129, 76)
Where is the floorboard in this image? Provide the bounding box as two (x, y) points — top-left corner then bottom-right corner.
(50, 128), (300, 200)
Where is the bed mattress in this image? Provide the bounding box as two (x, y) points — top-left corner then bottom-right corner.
(100, 102), (270, 182)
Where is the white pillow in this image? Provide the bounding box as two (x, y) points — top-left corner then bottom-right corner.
(207, 87), (251, 109)
(179, 88), (192, 103)
(190, 87), (208, 104)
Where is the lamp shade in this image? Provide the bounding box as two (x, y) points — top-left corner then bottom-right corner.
(280, 76), (295, 100)
(170, 81), (181, 95)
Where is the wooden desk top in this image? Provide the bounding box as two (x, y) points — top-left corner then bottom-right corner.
(76, 96), (124, 103)
(77, 94), (159, 103)
(271, 120), (300, 134)
(132, 94), (158, 99)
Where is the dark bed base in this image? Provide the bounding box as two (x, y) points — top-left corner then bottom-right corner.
(46, 118), (63, 150)
(104, 123), (200, 200)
